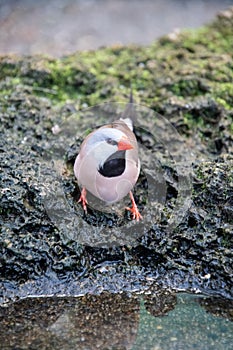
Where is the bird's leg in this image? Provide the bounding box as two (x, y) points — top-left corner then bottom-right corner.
(78, 187), (88, 213)
(126, 191), (142, 221)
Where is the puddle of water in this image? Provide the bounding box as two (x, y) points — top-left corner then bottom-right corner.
(0, 292), (232, 350)
(133, 293), (233, 350)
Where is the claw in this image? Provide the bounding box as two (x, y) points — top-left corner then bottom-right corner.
(126, 191), (142, 221)
(78, 188), (88, 213)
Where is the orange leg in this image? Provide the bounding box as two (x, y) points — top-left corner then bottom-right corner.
(78, 188), (88, 213)
(126, 191), (142, 221)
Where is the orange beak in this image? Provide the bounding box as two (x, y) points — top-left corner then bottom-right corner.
(118, 136), (134, 151)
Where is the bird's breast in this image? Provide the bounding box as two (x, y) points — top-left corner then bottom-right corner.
(74, 148), (139, 204)
(98, 150), (126, 178)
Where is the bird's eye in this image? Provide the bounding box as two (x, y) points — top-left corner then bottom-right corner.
(106, 138), (118, 146)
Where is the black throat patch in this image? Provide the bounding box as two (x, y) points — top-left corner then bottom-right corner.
(98, 150), (126, 178)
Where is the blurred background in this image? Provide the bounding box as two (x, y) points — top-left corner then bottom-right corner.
(0, 0), (233, 57)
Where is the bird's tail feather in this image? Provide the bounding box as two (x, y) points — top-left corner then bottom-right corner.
(120, 86), (136, 130)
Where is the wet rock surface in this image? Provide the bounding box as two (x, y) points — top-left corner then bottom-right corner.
(0, 9), (233, 304)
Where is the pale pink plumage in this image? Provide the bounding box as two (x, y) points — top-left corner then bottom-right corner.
(74, 118), (142, 220)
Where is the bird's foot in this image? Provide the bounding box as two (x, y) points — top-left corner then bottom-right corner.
(78, 188), (88, 213)
(126, 191), (142, 221)
(126, 205), (142, 221)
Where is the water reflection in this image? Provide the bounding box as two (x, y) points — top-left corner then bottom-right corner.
(0, 291), (232, 349)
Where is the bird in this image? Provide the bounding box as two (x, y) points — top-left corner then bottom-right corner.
(73, 95), (142, 221)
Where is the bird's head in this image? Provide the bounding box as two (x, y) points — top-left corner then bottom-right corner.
(85, 127), (133, 163)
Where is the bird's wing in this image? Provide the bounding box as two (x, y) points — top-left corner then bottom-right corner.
(119, 117), (133, 131)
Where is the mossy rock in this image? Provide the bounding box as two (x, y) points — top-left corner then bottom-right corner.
(0, 8), (233, 303)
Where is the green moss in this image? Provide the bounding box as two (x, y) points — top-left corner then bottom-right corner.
(230, 122), (233, 134)
(0, 58), (20, 80)
(212, 82), (233, 110)
(183, 112), (205, 129)
(167, 78), (210, 97)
